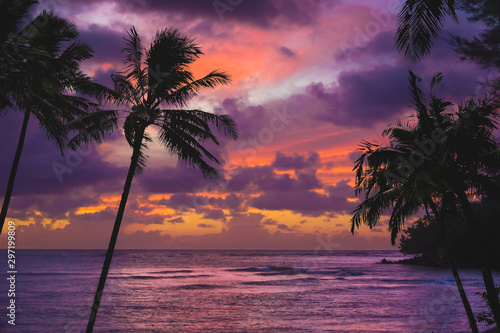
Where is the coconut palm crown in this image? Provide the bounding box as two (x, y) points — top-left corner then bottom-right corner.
(111, 27), (237, 176)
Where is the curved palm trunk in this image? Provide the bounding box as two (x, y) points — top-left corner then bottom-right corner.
(0, 110), (30, 236)
(444, 239), (479, 332)
(455, 191), (500, 326)
(86, 129), (144, 333)
(428, 199), (479, 333)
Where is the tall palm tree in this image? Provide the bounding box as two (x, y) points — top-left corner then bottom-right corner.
(0, 2), (117, 235)
(86, 26), (238, 332)
(351, 71), (500, 330)
(440, 93), (500, 324)
(351, 131), (480, 332)
(351, 72), (451, 244)
(395, 0), (500, 62)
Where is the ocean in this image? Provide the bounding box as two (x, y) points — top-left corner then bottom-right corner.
(0, 250), (497, 332)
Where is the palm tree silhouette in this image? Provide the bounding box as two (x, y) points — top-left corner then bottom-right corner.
(351, 71), (500, 330)
(0, 0), (37, 110)
(0, 1), (117, 236)
(395, 0), (500, 62)
(86, 26), (238, 332)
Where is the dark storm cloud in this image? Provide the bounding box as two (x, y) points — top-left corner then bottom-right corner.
(197, 223), (215, 228)
(334, 26), (493, 106)
(307, 66), (410, 127)
(272, 151), (319, 170)
(40, 0), (338, 28)
(93, 67), (116, 89)
(79, 24), (124, 63)
(8, 194), (100, 220)
(214, 99), (269, 139)
(116, 0), (335, 28)
(279, 46), (296, 58)
(138, 164), (210, 193)
(250, 180), (356, 216)
(335, 31), (397, 62)
(155, 193), (244, 213)
(0, 113), (127, 197)
(226, 165), (322, 192)
(201, 208), (226, 222)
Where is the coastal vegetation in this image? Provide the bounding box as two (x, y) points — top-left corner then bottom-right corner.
(350, 70), (500, 331)
(399, 198), (500, 269)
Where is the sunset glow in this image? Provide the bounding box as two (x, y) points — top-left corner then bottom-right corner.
(0, 0), (489, 250)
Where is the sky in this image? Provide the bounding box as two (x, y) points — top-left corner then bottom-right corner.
(0, 0), (493, 249)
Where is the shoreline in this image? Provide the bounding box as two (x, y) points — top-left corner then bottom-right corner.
(380, 255), (500, 269)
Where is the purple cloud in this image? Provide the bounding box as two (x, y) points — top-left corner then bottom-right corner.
(138, 164), (210, 194)
(79, 24), (124, 64)
(279, 46), (296, 58)
(197, 223), (215, 228)
(272, 151), (319, 170)
(201, 208), (226, 222)
(307, 66), (410, 127)
(227, 165), (322, 193)
(250, 180), (356, 216)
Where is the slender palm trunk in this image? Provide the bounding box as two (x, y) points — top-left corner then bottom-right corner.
(444, 239), (480, 332)
(0, 110), (30, 236)
(428, 199), (478, 333)
(86, 129), (144, 333)
(455, 190), (500, 326)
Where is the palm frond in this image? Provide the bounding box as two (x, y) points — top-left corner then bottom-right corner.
(396, 0), (458, 62)
(146, 27), (202, 84)
(112, 74), (143, 106)
(66, 110), (118, 150)
(122, 26), (147, 90)
(158, 123), (219, 179)
(0, 0), (39, 46)
(165, 70), (231, 108)
(165, 109), (238, 140)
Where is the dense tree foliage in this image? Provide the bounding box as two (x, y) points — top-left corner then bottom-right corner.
(400, 198), (500, 267)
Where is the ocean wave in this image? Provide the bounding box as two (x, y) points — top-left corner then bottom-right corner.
(164, 274), (213, 279)
(226, 266), (308, 275)
(377, 278), (447, 285)
(151, 270), (194, 274)
(309, 269), (367, 277)
(109, 274), (212, 280)
(225, 267), (265, 272)
(175, 284), (228, 290)
(227, 266), (367, 277)
(21, 272), (93, 276)
(110, 275), (163, 280)
(241, 277), (318, 286)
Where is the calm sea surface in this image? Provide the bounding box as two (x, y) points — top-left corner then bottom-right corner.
(0, 250), (497, 332)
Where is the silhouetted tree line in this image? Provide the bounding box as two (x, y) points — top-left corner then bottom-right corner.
(399, 198), (500, 268)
